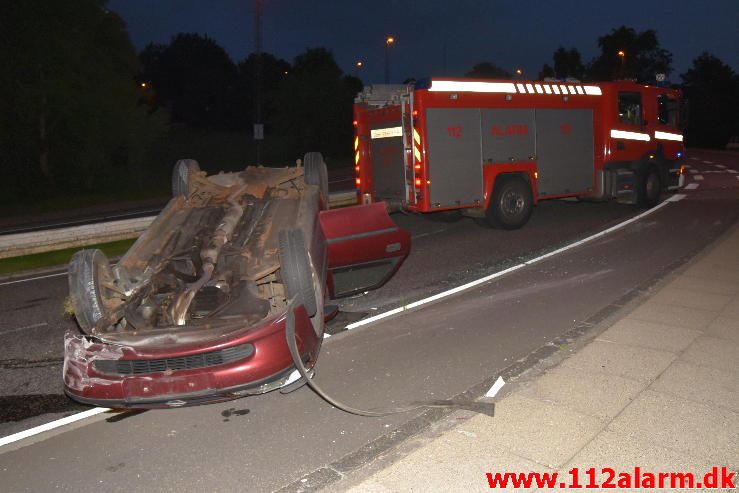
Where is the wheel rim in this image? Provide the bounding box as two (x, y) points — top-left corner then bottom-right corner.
(500, 189), (525, 217)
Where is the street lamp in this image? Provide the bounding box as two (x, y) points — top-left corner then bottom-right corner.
(384, 36), (395, 83)
(617, 50), (626, 78)
(515, 68), (523, 78)
(355, 60), (364, 78)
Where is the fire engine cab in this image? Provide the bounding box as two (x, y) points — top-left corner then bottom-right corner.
(353, 78), (685, 229)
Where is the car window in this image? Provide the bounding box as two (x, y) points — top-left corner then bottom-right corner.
(618, 92), (642, 126)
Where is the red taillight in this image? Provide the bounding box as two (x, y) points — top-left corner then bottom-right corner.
(355, 165), (360, 173)
(356, 177), (361, 186)
(415, 178), (422, 187)
(352, 120), (358, 127)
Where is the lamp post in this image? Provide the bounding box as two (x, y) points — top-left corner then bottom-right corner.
(355, 60), (363, 78)
(515, 68), (523, 79)
(617, 50), (625, 78)
(384, 36), (395, 83)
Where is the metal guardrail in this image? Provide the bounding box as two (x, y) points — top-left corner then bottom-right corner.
(0, 190), (358, 260)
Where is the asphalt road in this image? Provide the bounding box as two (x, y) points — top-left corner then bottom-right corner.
(0, 150), (737, 492)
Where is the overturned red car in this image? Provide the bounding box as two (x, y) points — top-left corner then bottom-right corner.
(64, 153), (410, 408)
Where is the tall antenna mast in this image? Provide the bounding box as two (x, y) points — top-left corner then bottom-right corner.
(253, 0), (264, 163)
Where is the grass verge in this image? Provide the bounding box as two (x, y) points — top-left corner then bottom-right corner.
(0, 239), (137, 276)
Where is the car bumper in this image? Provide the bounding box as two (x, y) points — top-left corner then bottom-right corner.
(63, 307), (321, 409)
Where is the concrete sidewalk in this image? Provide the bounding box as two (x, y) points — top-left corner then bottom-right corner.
(332, 224), (739, 492)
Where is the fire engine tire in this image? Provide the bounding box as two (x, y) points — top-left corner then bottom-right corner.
(303, 152), (329, 209)
(68, 249), (116, 334)
(637, 167), (662, 208)
(279, 228), (318, 318)
(172, 159), (200, 197)
(486, 176), (533, 230)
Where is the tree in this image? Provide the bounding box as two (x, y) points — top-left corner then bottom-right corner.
(236, 52), (291, 133)
(539, 47), (585, 80)
(139, 33), (239, 129)
(466, 62), (511, 79)
(0, 0), (164, 203)
(681, 53), (739, 148)
(586, 26), (672, 81)
(273, 48), (360, 162)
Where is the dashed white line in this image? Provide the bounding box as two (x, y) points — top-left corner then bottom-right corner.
(693, 175), (704, 181)
(702, 160), (713, 164)
(684, 183), (700, 190)
(688, 169), (697, 174)
(345, 194), (684, 331)
(728, 170), (737, 174)
(715, 164), (726, 169)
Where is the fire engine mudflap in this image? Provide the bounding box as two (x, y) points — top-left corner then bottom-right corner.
(353, 77), (685, 228)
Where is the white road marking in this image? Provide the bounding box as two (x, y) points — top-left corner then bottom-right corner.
(0, 322), (48, 336)
(346, 195), (684, 331)
(693, 175), (704, 181)
(0, 407), (111, 448)
(485, 376), (506, 397)
(688, 157), (699, 161)
(715, 164), (726, 169)
(703, 160), (713, 164)
(688, 169), (697, 174)
(684, 183), (700, 190)
(728, 170), (738, 174)
(0, 193), (689, 449)
(0, 272), (67, 287)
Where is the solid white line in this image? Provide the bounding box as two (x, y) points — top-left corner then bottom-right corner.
(0, 271), (67, 287)
(693, 175), (704, 181)
(0, 407), (111, 448)
(345, 195), (683, 331)
(685, 183), (700, 190)
(0, 322), (48, 336)
(2, 194), (688, 448)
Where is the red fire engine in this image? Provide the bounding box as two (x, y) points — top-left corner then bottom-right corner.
(353, 78), (685, 229)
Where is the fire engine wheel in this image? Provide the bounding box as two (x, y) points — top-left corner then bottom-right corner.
(303, 152), (329, 209)
(486, 176), (533, 230)
(68, 249), (123, 334)
(279, 229), (318, 318)
(172, 159), (200, 197)
(637, 167), (662, 208)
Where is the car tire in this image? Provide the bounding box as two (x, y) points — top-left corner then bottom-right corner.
(303, 152), (329, 208)
(637, 166), (661, 208)
(278, 229), (318, 318)
(485, 175), (533, 229)
(68, 249), (119, 334)
(172, 159), (200, 197)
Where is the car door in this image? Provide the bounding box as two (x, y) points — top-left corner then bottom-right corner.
(319, 202), (410, 298)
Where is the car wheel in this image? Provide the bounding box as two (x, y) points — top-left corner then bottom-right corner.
(637, 167), (661, 208)
(303, 152), (329, 208)
(172, 159), (200, 197)
(278, 229), (318, 318)
(68, 249), (122, 334)
(485, 175), (533, 229)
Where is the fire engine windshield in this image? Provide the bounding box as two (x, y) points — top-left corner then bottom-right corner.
(658, 94), (679, 127)
(618, 92), (642, 126)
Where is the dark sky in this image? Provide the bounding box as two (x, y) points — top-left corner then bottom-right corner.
(109, 0), (738, 84)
